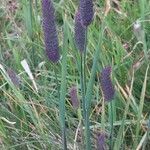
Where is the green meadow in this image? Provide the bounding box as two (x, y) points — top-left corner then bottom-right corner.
(0, 0), (150, 149)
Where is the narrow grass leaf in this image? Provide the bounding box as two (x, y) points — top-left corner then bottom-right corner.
(114, 71), (135, 149)
(59, 16), (68, 150)
(133, 65), (149, 148)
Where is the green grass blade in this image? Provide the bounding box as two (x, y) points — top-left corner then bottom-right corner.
(138, 0), (148, 60)
(133, 65), (149, 148)
(108, 101), (115, 149)
(59, 16), (68, 150)
(114, 71), (135, 149)
(22, 0), (33, 38)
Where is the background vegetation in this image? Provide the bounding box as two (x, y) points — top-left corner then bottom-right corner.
(0, 0), (150, 149)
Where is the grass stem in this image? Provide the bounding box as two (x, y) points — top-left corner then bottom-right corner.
(109, 101), (114, 150)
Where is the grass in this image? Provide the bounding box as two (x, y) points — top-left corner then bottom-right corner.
(0, 0), (150, 149)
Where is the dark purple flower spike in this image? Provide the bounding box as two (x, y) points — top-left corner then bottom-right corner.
(79, 0), (94, 27)
(69, 86), (79, 109)
(97, 132), (106, 150)
(7, 68), (20, 87)
(74, 11), (86, 52)
(42, 0), (60, 63)
(100, 66), (115, 102)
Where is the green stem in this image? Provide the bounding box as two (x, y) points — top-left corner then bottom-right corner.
(80, 54), (86, 120)
(54, 64), (67, 150)
(81, 28), (88, 149)
(80, 28), (88, 122)
(83, 29), (88, 92)
(110, 101), (114, 150)
(59, 19), (68, 150)
(53, 65), (60, 99)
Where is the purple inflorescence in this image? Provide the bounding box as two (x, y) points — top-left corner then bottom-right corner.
(7, 68), (20, 87)
(69, 86), (79, 109)
(42, 0), (60, 63)
(100, 66), (115, 102)
(79, 0), (94, 27)
(74, 11), (86, 52)
(97, 132), (106, 150)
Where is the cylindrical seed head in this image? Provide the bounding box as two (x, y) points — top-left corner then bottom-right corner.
(69, 86), (79, 109)
(74, 11), (86, 52)
(100, 66), (115, 102)
(7, 68), (20, 87)
(79, 0), (94, 27)
(42, 0), (60, 63)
